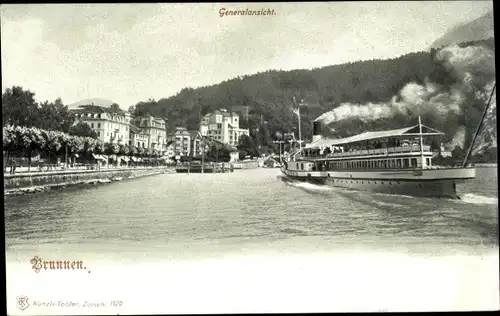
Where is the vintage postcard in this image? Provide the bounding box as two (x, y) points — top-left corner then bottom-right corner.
(2, 2), (498, 315)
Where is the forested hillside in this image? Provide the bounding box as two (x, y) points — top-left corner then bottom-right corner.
(133, 37), (495, 156)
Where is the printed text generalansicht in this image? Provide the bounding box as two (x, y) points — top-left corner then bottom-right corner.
(219, 8), (276, 18)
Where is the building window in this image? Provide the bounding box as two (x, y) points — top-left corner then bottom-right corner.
(97, 132), (100, 137)
(396, 159), (402, 168)
(426, 158), (430, 166)
(98, 123), (101, 128)
(91, 123), (94, 128)
(403, 158), (409, 168)
(411, 158), (417, 167)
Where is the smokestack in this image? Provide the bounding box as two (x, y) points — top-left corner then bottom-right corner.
(312, 121), (323, 142)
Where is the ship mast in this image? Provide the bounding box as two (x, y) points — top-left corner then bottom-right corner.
(419, 116), (424, 169)
(462, 83), (496, 167)
(293, 96), (303, 152)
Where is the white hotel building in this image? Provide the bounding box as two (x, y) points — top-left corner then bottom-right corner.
(71, 104), (168, 153)
(199, 109), (249, 147)
(72, 105), (132, 145)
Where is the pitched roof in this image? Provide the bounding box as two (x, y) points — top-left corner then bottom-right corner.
(306, 124), (444, 148)
(72, 104), (126, 115)
(129, 124), (149, 135)
(188, 130), (202, 138)
(202, 136), (238, 152)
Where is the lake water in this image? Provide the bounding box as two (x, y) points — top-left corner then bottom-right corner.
(5, 167), (499, 314)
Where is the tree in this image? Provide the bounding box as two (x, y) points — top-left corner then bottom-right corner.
(69, 122), (98, 139)
(104, 142), (120, 156)
(110, 103), (121, 113)
(2, 86), (40, 127)
(237, 134), (258, 157)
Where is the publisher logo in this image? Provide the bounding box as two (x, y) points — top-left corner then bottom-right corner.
(16, 295), (30, 310)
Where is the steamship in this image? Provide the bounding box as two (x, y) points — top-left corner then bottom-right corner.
(281, 118), (475, 199)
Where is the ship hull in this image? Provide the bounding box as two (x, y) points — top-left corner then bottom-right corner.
(281, 168), (475, 199)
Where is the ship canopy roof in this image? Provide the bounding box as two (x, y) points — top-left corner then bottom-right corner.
(305, 124), (444, 148)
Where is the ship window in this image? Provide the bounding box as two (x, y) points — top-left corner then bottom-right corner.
(411, 158), (417, 167)
(426, 158), (430, 166)
(403, 158), (409, 168)
(383, 160), (388, 168)
(301, 163), (304, 170)
(396, 159), (402, 168)
(390, 160), (395, 168)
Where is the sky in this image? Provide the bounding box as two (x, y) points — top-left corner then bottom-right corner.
(1, 2), (493, 107)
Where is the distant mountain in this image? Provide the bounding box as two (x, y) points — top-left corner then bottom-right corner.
(431, 11), (494, 49)
(68, 98), (115, 109)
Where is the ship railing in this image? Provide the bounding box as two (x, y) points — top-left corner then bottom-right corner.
(325, 145), (431, 158)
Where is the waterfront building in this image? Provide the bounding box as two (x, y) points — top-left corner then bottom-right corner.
(72, 105), (132, 145)
(129, 125), (149, 148)
(199, 108), (249, 147)
(165, 141), (175, 158)
(167, 127), (192, 156)
(131, 115), (167, 152)
(438, 144), (453, 158)
(71, 104), (168, 153)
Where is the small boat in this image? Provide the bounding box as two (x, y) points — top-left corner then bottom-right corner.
(233, 159), (260, 169)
